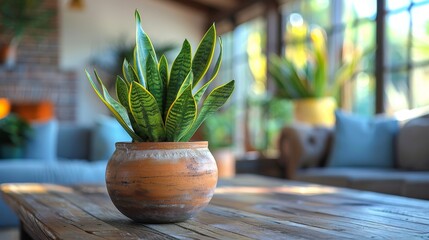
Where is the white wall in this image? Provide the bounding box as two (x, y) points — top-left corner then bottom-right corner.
(58, 0), (205, 124)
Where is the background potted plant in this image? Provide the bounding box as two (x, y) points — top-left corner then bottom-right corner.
(0, 114), (32, 159)
(0, 0), (53, 67)
(86, 10), (234, 223)
(202, 106), (236, 178)
(268, 27), (364, 126)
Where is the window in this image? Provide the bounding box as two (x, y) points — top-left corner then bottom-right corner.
(214, 0), (429, 156)
(280, 0), (376, 116)
(385, 0), (429, 113)
(218, 18), (270, 155)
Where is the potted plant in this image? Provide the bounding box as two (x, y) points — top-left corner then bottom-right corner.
(0, 0), (53, 67)
(268, 27), (364, 126)
(0, 114), (32, 159)
(86, 10), (234, 223)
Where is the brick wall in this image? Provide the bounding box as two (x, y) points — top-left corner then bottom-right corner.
(0, 0), (77, 121)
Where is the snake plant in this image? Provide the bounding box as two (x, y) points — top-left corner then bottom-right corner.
(269, 27), (364, 99)
(86, 10), (235, 142)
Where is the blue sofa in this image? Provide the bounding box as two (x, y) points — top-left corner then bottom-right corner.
(278, 112), (429, 200)
(0, 116), (130, 227)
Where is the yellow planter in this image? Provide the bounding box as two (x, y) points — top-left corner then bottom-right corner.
(293, 97), (336, 126)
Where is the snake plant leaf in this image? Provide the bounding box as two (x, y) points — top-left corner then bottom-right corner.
(116, 76), (129, 107)
(166, 39), (192, 116)
(122, 59), (140, 85)
(146, 55), (164, 113)
(95, 70), (132, 128)
(158, 55), (169, 89)
(116, 76), (148, 141)
(311, 28), (328, 98)
(165, 85), (197, 142)
(177, 71), (193, 98)
(330, 49), (364, 96)
(135, 10), (157, 87)
(87, 11), (234, 142)
(181, 80), (235, 142)
(85, 70), (142, 141)
(278, 57), (311, 98)
(192, 24), (216, 87)
(129, 81), (165, 142)
(194, 37), (223, 104)
(158, 55), (169, 120)
(268, 56), (292, 99)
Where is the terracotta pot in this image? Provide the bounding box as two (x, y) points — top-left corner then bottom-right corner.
(106, 141), (218, 223)
(213, 149), (235, 178)
(0, 43), (17, 68)
(293, 97), (337, 126)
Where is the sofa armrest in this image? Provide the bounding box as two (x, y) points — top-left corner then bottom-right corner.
(278, 123), (333, 179)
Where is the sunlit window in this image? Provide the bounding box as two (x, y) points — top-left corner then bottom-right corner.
(385, 0), (429, 113)
(280, 0), (376, 116)
(213, 0), (429, 157)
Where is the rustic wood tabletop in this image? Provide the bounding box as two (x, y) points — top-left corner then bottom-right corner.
(1, 174), (429, 239)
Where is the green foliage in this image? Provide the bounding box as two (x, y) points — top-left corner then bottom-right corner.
(202, 107), (234, 150)
(86, 10), (235, 142)
(0, 0), (53, 43)
(0, 114), (32, 147)
(268, 27), (365, 99)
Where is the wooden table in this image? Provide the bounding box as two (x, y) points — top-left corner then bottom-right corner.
(1, 175), (429, 239)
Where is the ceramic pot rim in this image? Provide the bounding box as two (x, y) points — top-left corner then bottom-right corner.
(115, 141), (209, 150)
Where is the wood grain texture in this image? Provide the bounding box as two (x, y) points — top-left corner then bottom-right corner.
(2, 174), (429, 239)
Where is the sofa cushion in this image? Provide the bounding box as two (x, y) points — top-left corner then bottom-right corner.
(90, 116), (131, 161)
(397, 117), (429, 170)
(327, 111), (399, 168)
(401, 173), (429, 200)
(24, 119), (58, 162)
(296, 168), (350, 187)
(0, 159), (107, 227)
(296, 167), (429, 199)
(57, 124), (91, 160)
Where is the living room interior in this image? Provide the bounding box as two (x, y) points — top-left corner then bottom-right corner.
(1, 0), (429, 238)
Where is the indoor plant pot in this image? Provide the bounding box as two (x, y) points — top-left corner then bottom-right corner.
(87, 10), (234, 223)
(106, 141), (217, 223)
(269, 27), (364, 126)
(293, 96), (336, 126)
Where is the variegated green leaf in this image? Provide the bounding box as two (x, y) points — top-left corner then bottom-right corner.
(129, 82), (165, 141)
(177, 71), (193, 98)
(146, 55), (164, 114)
(181, 80), (235, 142)
(158, 55), (169, 119)
(116, 76), (129, 107)
(85, 70), (142, 141)
(116, 76), (148, 141)
(166, 39), (191, 117)
(192, 24), (216, 87)
(165, 85), (197, 142)
(122, 59), (140, 84)
(158, 55), (169, 88)
(95, 70), (131, 127)
(194, 37), (223, 103)
(135, 10), (157, 87)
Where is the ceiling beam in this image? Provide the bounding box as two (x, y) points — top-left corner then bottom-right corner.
(160, 0), (220, 14)
(209, 0), (266, 23)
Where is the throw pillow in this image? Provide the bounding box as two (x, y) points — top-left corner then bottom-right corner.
(397, 117), (429, 170)
(24, 119), (59, 162)
(90, 115), (131, 161)
(327, 110), (399, 168)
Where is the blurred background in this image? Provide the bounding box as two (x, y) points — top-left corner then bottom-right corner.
(1, 0), (429, 167)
